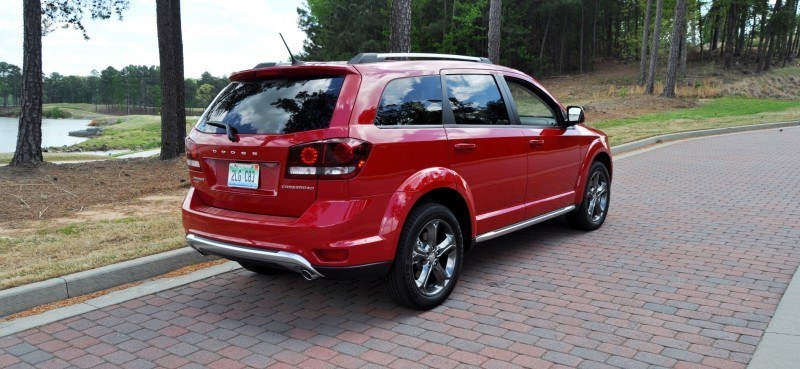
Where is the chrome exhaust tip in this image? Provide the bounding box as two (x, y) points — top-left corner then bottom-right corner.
(300, 269), (317, 281)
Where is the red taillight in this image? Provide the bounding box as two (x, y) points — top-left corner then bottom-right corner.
(300, 146), (319, 165)
(185, 137), (201, 170)
(286, 138), (371, 179)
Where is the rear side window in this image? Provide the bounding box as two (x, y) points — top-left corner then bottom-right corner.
(375, 76), (443, 126)
(197, 77), (345, 135)
(445, 74), (510, 125)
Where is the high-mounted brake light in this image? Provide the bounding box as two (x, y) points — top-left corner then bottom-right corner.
(185, 137), (201, 170)
(286, 138), (371, 179)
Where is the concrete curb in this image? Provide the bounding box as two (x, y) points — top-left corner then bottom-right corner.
(0, 248), (211, 318)
(610, 120), (800, 155)
(747, 260), (800, 368)
(0, 120), (797, 318)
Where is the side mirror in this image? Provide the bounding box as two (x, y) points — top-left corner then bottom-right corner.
(566, 106), (585, 125)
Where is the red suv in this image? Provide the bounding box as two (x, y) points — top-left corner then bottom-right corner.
(183, 53), (612, 309)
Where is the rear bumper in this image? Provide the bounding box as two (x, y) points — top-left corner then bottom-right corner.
(186, 234), (324, 280)
(181, 187), (397, 278)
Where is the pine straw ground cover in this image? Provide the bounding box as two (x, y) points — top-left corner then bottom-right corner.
(0, 158), (189, 289)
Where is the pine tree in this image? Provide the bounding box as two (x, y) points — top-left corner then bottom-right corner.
(646, 0), (664, 94)
(663, 0), (688, 98)
(488, 0), (502, 63)
(639, 0), (653, 86)
(156, 0), (186, 160)
(390, 0), (412, 53)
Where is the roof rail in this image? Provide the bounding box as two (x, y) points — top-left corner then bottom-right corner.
(348, 53), (491, 64)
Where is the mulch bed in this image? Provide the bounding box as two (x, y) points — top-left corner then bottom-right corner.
(0, 158), (188, 223)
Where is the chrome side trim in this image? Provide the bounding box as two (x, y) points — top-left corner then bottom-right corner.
(186, 234), (324, 280)
(474, 205), (576, 243)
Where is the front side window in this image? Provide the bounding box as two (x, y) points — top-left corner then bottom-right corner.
(375, 76), (443, 126)
(505, 79), (557, 127)
(445, 74), (510, 125)
(197, 77), (345, 135)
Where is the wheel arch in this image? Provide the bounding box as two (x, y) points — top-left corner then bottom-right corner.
(378, 168), (478, 259)
(415, 188), (475, 252)
(592, 151), (613, 181)
(574, 140), (613, 204)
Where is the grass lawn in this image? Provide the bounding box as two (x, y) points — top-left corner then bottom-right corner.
(73, 115), (162, 151)
(0, 211), (184, 290)
(0, 152), (108, 165)
(590, 97), (800, 145)
(71, 115), (196, 151)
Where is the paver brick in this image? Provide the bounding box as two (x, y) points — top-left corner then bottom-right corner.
(3, 128), (800, 368)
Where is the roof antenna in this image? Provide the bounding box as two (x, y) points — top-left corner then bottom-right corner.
(279, 33), (302, 65)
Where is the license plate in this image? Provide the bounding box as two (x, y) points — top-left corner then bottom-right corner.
(228, 163), (260, 189)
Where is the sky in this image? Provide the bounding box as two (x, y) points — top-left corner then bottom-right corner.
(0, 0), (307, 78)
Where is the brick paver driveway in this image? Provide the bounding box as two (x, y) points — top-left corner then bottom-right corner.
(2, 127), (800, 369)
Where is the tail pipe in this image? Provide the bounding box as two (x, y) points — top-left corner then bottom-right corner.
(300, 269), (318, 281)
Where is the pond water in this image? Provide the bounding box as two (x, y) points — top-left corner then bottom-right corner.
(0, 117), (91, 153)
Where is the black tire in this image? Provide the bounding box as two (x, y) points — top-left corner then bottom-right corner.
(567, 161), (611, 231)
(384, 202), (464, 310)
(239, 262), (287, 275)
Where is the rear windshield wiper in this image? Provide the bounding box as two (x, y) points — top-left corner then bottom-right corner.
(205, 121), (238, 142)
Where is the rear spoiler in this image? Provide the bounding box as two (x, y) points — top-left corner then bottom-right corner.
(230, 64), (359, 82)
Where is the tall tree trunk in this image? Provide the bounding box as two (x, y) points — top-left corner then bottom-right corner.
(487, 0), (502, 63)
(539, 15), (551, 61)
(639, 0), (653, 86)
(390, 0), (412, 53)
(680, 34), (688, 77)
(156, 0), (186, 160)
(735, 3), (747, 57)
(756, 0), (770, 65)
(795, 22), (800, 57)
(579, 0), (584, 73)
(698, 5), (705, 61)
(711, 6), (720, 50)
(761, 0), (783, 72)
(560, 20), (568, 73)
(664, 0), (687, 97)
(724, 1), (738, 68)
(720, 12), (728, 57)
(592, 0), (599, 63)
(745, 13), (758, 60)
(11, 0), (43, 166)
(784, 0), (798, 64)
(607, 7), (613, 56)
(442, 0), (446, 43)
(646, 0), (664, 95)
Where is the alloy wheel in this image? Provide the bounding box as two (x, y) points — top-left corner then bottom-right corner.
(586, 171), (609, 222)
(411, 219), (457, 296)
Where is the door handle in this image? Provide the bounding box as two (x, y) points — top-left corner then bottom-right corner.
(454, 143), (476, 152)
(529, 139), (544, 148)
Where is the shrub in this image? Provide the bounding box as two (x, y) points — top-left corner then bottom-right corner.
(43, 107), (72, 119)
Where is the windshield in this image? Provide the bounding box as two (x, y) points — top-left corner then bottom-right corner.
(196, 77), (345, 135)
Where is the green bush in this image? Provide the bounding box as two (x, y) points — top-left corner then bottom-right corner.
(43, 107), (72, 119)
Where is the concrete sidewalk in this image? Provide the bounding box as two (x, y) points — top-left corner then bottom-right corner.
(117, 148), (160, 159)
(748, 263), (800, 369)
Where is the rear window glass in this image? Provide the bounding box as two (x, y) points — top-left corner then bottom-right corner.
(445, 74), (510, 125)
(375, 76), (443, 126)
(197, 77), (345, 135)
